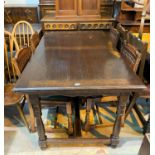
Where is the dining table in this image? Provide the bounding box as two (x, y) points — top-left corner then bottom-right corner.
(13, 30), (146, 149)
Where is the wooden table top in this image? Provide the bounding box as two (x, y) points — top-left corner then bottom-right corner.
(14, 31), (146, 96)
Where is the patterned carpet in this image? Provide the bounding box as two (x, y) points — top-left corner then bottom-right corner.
(4, 98), (149, 155)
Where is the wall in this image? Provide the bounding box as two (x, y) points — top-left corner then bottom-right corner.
(5, 0), (39, 5)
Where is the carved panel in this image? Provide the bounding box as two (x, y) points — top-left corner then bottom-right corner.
(43, 21), (113, 30)
(79, 22), (113, 30)
(44, 23), (78, 30)
(4, 7), (39, 24)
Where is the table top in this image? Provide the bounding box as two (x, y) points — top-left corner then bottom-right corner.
(14, 31), (146, 96)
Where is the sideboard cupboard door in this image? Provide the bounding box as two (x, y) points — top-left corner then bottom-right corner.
(56, 0), (78, 16)
(78, 0), (101, 17)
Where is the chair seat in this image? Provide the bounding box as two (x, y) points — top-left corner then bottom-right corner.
(4, 84), (24, 106)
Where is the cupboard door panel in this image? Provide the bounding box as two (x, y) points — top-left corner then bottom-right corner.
(78, 0), (100, 16)
(82, 0), (98, 10)
(56, 0), (77, 16)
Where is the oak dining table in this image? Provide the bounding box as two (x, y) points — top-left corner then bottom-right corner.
(13, 31), (146, 149)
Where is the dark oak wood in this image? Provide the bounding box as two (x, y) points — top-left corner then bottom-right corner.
(41, 15), (115, 30)
(87, 38), (143, 129)
(121, 42), (142, 72)
(126, 32), (148, 80)
(116, 23), (128, 51)
(111, 95), (128, 146)
(110, 27), (120, 48)
(56, 0), (77, 17)
(13, 31), (146, 148)
(56, 0), (100, 17)
(40, 0), (115, 30)
(73, 97), (82, 137)
(29, 95), (47, 149)
(124, 33), (149, 133)
(78, 0), (101, 17)
(47, 137), (110, 145)
(14, 31), (146, 96)
(30, 31), (40, 53)
(39, 0), (114, 19)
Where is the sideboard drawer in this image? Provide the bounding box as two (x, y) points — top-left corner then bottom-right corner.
(79, 22), (113, 30)
(44, 23), (78, 30)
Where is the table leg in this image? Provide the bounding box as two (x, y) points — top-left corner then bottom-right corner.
(66, 101), (73, 135)
(73, 97), (82, 137)
(29, 95), (47, 149)
(111, 95), (128, 146)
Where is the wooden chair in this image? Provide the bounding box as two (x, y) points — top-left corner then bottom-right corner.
(124, 32), (149, 134)
(126, 32), (148, 79)
(4, 31), (19, 82)
(12, 21), (34, 49)
(84, 41), (142, 131)
(4, 30), (35, 132)
(30, 31), (40, 53)
(110, 27), (120, 48)
(12, 40), (73, 135)
(39, 96), (73, 135)
(121, 42), (142, 72)
(116, 23), (128, 51)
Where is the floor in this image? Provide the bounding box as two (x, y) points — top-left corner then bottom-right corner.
(4, 99), (149, 155)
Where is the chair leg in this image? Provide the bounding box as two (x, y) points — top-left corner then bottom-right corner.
(84, 99), (92, 131)
(66, 102), (73, 135)
(120, 98), (128, 127)
(26, 95), (36, 132)
(16, 103), (29, 131)
(125, 93), (138, 120)
(92, 104), (99, 124)
(54, 106), (59, 129)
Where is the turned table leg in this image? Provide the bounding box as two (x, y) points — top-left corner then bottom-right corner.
(73, 97), (82, 137)
(66, 101), (73, 135)
(111, 95), (128, 146)
(29, 95), (47, 149)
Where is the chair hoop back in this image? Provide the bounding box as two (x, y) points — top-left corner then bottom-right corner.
(12, 21), (34, 49)
(4, 30), (20, 83)
(126, 32), (148, 78)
